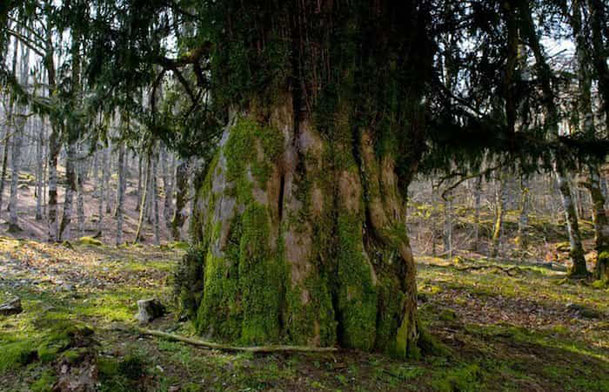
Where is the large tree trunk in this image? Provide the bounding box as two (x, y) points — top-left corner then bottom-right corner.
(177, 96), (424, 358)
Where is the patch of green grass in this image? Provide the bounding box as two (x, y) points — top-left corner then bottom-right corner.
(430, 364), (482, 392)
(0, 337), (38, 371)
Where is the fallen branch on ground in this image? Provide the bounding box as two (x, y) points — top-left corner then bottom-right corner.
(128, 327), (338, 353)
(455, 265), (521, 276)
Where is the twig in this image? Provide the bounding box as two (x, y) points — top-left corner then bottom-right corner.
(131, 327), (338, 353)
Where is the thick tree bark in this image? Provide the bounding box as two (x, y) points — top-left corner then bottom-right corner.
(177, 95), (424, 358)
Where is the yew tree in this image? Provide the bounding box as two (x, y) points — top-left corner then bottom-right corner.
(3, 0), (609, 358)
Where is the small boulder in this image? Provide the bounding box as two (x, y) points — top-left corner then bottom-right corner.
(0, 297), (23, 316)
(135, 298), (165, 324)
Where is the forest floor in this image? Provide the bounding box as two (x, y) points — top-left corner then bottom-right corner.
(0, 238), (608, 392)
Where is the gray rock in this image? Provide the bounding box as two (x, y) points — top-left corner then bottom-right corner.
(0, 297), (23, 316)
(135, 298), (165, 324)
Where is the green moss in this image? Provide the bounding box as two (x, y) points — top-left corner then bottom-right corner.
(430, 364), (482, 392)
(284, 273), (337, 346)
(37, 323), (94, 363)
(336, 213), (377, 350)
(238, 203), (283, 344)
(77, 236), (103, 246)
(30, 369), (57, 392)
(195, 220), (243, 341)
(225, 117), (284, 190)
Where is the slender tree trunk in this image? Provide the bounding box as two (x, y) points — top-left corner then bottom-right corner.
(586, 166), (609, 281)
(8, 114), (24, 232)
(97, 145), (106, 235)
(134, 154), (150, 243)
(59, 143), (77, 241)
(0, 34), (19, 220)
(0, 121), (12, 219)
(76, 143), (85, 236)
(171, 158), (189, 241)
(555, 166), (588, 276)
(431, 183), (438, 256)
(35, 116), (44, 221)
(472, 176), (482, 252)
(490, 176), (508, 258)
(116, 143), (126, 245)
(105, 143), (113, 214)
(136, 154), (142, 212)
(442, 193), (453, 258)
(152, 154), (160, 245)
(164, 152), (175, 227)
(516, 176), (530, 256)
(47, 126), (60, 242)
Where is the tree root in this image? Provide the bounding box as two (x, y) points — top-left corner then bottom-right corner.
(127, 327), (338, 353)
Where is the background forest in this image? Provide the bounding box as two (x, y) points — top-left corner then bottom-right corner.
(0, 0), (609, 391)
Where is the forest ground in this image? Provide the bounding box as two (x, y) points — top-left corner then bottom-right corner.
(1, 238), (608, 392)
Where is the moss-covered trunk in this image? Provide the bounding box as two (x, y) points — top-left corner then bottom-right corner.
(177, 95), (424, 358)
